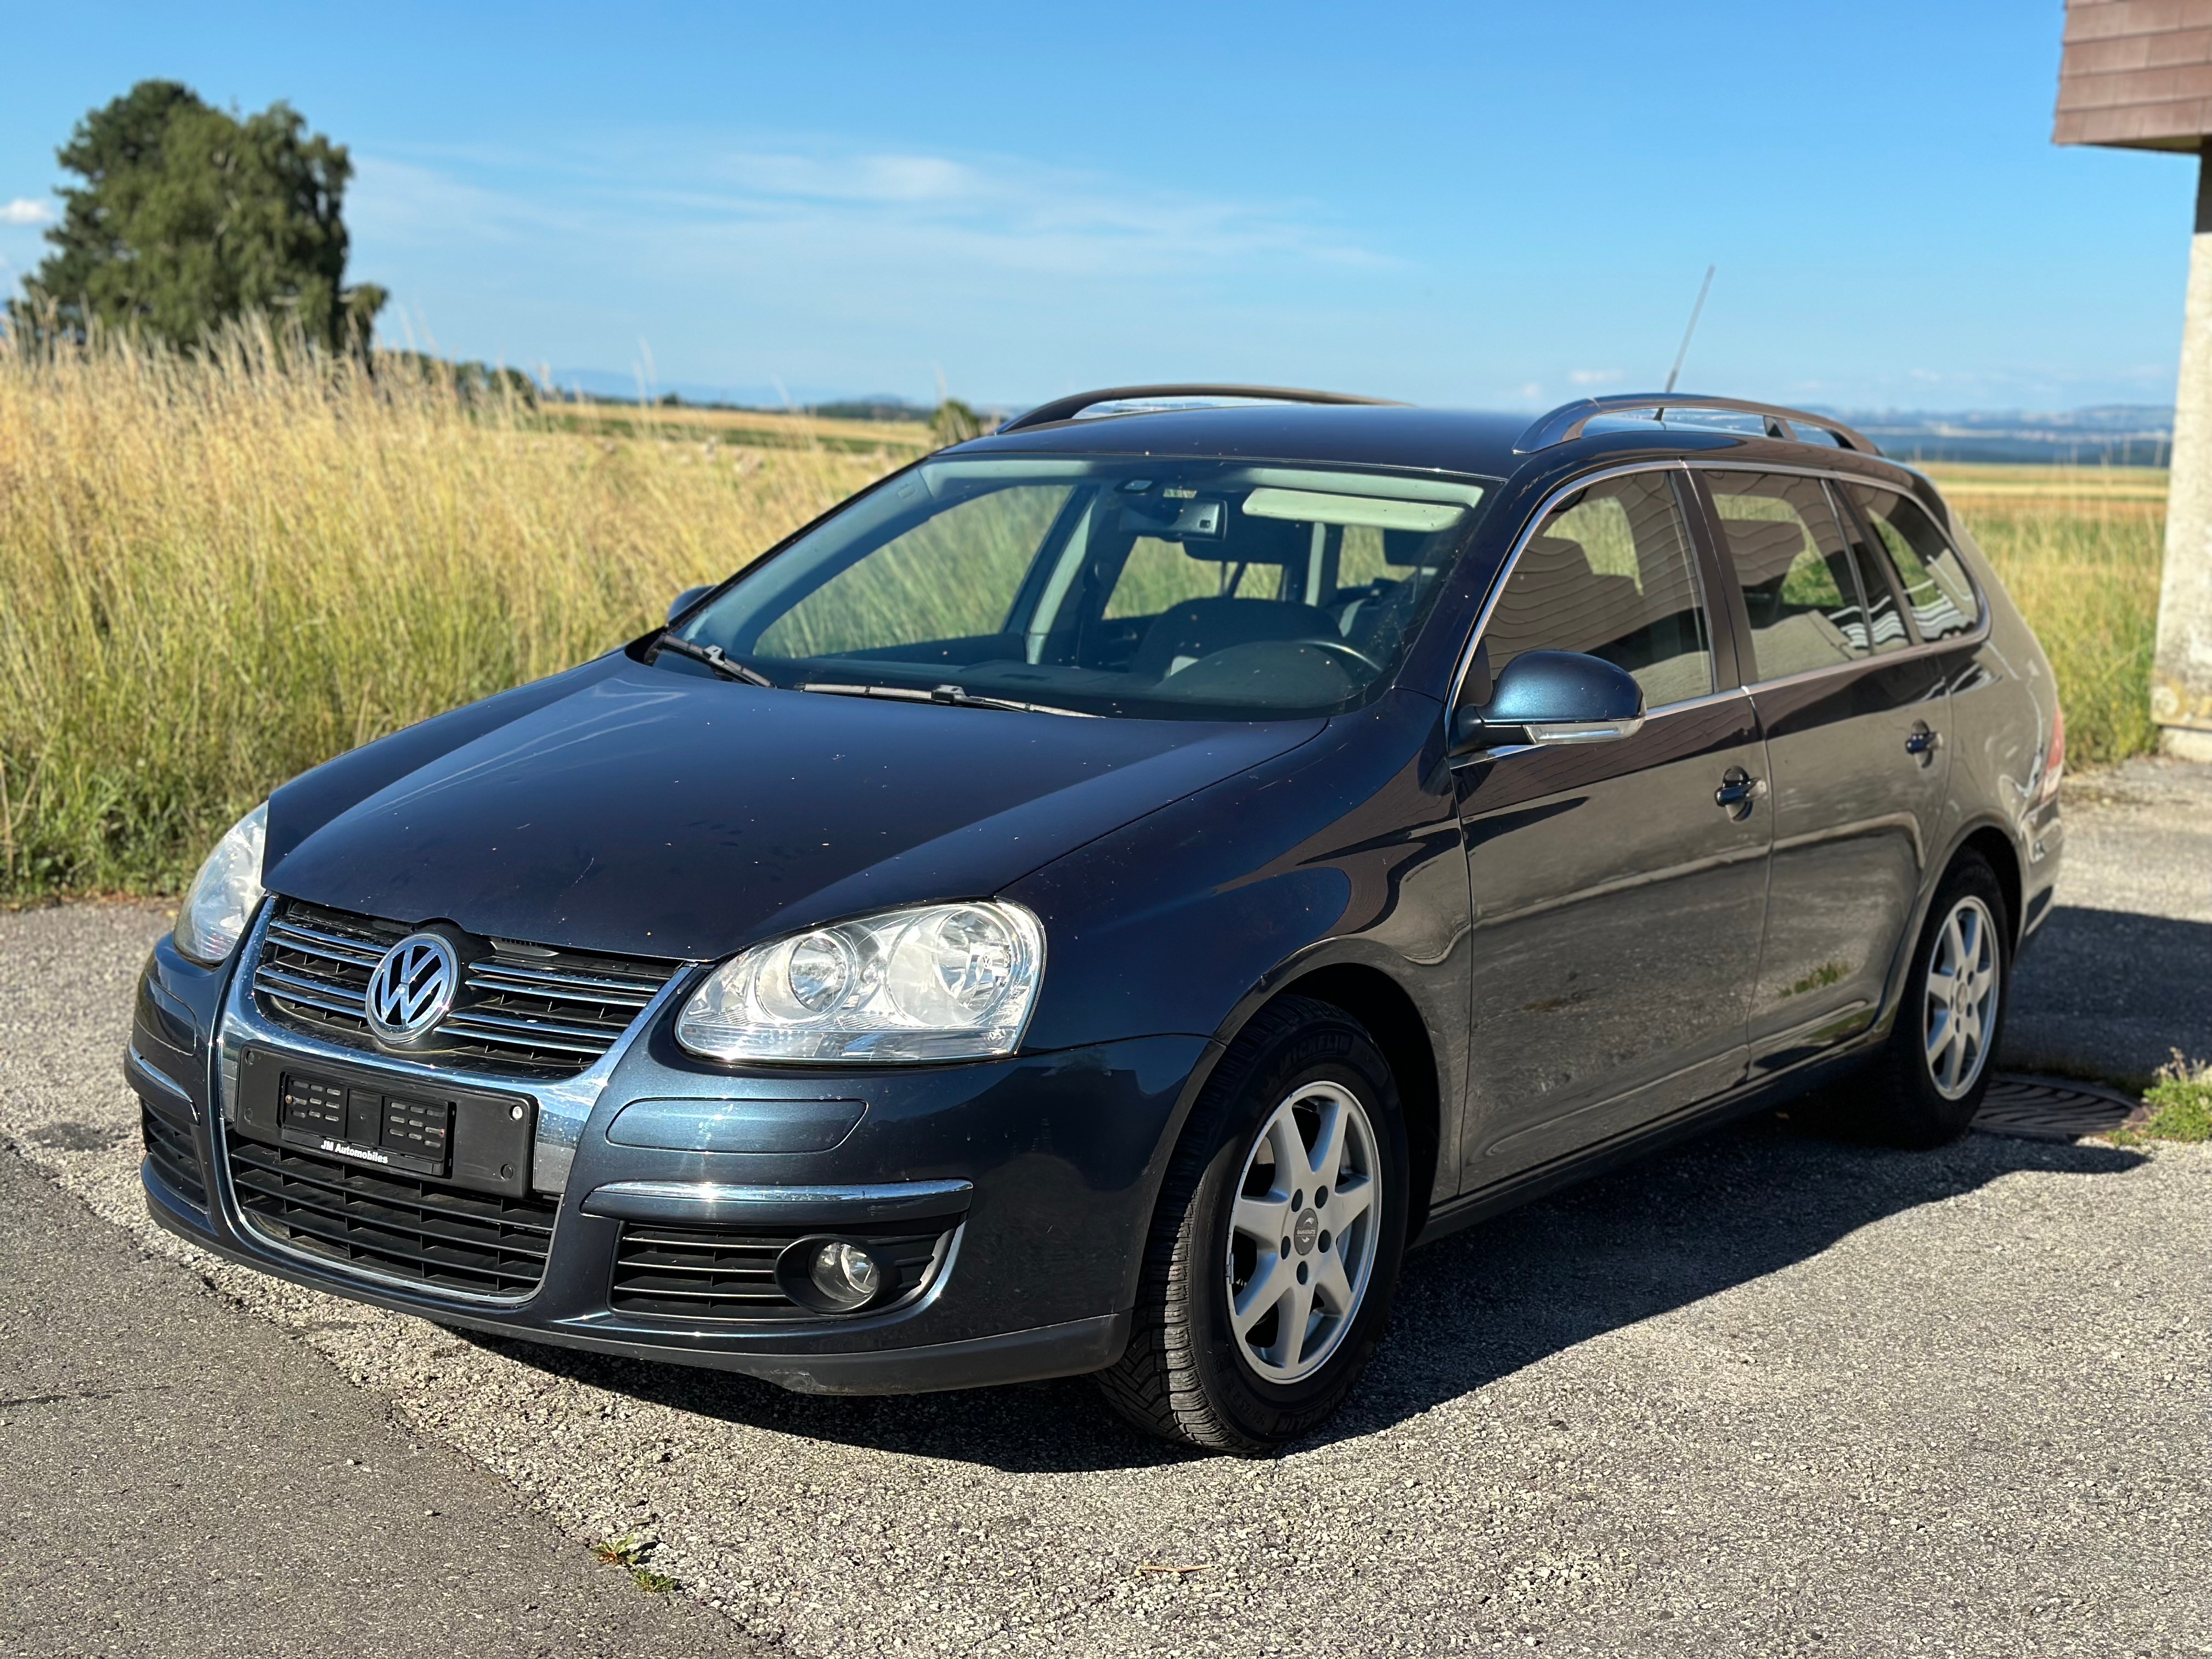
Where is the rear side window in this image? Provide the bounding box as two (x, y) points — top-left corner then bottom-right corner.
(1844, 484), (1980, 641)
(1483, 470), (1714, 708)
(1705, 471), (1871, 680)
(1836, 496), (1911, 655)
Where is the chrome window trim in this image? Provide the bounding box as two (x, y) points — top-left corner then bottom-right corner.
(1446, 459), (1993, 718)
(1637, 685), (1756, 719)
(1690, 459), (1992, 654)
(1728, 632), (1984, 699)
(1445, 459), (1720, 718)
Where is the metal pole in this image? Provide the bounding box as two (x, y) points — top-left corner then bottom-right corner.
(2153, 144), (2212, 759)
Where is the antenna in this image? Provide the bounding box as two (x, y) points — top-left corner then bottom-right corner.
(1661, 266), (1716, 397)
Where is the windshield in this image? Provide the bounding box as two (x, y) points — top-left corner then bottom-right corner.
(668, 456), (1493, 719)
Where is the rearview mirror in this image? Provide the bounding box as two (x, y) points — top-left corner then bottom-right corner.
(667, 584), (713, 624)
(1451, 650), (1646, 755)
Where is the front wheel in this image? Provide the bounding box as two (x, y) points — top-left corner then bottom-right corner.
(1098, 997), (1409, 1455)
(1870, 853), (2011, 1146)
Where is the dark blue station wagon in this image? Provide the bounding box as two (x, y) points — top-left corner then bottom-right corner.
(131, 387), (2065, 1452)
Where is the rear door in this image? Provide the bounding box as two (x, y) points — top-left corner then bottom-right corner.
(1695, 468), (1952, 1079)
(1454, 466), (1770, 1190)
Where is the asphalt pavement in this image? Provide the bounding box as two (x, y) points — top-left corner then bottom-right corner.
(2001, 757), (2212, 1084)
(0, 1142), (747, 1659)
(0, 768), (2208, 1658)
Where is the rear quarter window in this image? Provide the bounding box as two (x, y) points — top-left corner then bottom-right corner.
(1844, 484), (1981, 641)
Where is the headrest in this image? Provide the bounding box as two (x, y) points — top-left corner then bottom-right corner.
(1520, 533), (1592, 574)
(1722, 515), (1807, 584)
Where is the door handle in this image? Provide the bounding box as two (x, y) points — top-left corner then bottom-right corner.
(1906, 721), (1940, 765)
(1714, 766), (1765, 819)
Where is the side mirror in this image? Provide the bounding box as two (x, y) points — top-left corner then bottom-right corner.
(667, 584), (713, 624)
(1451, 649), (1646, 755)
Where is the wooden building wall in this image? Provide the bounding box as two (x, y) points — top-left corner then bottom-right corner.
(2056, 0), (2212, 150)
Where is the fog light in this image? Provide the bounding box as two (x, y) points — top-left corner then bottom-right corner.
(812, 1240), (881, 1304)
(777, 1235), (887, 1313)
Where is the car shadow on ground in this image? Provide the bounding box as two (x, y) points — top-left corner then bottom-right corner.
(2005, 905), (2212, 1081)
(461, 1114), (2143, 1473)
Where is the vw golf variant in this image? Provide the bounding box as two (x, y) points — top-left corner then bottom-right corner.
(129, 386), (2064, 1452)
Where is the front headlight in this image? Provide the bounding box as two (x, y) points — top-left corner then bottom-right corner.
(173, 802), (268, 965)
(675, 900), (1044, 1064)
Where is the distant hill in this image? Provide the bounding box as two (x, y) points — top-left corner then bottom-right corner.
(543, 370), (947, 422)
(1823, 406), (2172, 466)
(531, 371), (2176, 462)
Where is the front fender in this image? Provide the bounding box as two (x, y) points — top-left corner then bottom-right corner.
(1007, 690), (1470, 1207)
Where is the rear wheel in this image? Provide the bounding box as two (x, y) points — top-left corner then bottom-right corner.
(1871, 853), (2010, 1146)
(1098, 997), (1409, 1455)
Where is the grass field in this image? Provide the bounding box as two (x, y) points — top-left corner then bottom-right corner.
(0, 331), (894, 898)
(1925, 462), (2166, 769)
(548, 397), (935, 455)
(0, 334), (2176, 900)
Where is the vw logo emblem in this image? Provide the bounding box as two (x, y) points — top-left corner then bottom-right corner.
(364, 933), (459, 1045)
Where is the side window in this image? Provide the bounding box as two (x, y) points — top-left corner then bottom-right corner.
(1705, 471), (1870, 680)
(1482, 471), (1714, 708)
(1844, 484), (1980, 641)
(1829, 483), (1909, 654)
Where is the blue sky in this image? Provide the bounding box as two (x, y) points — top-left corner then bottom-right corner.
(0, 2), (2198, 412)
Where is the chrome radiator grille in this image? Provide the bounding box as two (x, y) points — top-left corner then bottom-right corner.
(252, 899), (680, 1079)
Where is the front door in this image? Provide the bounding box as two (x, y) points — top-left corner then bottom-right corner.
(1695, 469), (1953, 1077)
(1455, 467), (1770, 1190)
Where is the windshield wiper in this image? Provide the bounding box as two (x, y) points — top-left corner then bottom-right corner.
(796, 681), (1099, 718)
(647, 631), (775, 687)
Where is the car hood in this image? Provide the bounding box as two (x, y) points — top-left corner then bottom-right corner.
(264, 661), (1323, 961)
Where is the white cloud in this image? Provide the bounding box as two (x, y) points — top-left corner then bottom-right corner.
(713, 151), (979, 206)
(351, 140), (1392, 284)
(341, 137), (1420, 399)
(1, 198), (53, 226)
(1568, 368), (1622, 386)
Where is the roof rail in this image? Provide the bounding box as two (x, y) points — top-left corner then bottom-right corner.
(1514, 394), (1880, 456)
(996, 383), (1401, 434)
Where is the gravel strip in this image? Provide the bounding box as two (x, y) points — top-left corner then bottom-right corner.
(4, 789), (2210, 1655)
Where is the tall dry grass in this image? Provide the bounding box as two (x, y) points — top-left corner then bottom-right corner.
(0, 327), (901, 898)
(1931, 465), (2167, 769)
(0, 336), (2175, 901)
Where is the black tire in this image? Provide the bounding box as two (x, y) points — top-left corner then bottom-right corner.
(1870, 851), (2012, 1147)
(1098, 996), (1410, 1455)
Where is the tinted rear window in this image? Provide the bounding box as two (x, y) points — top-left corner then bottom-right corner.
(1844, 484), (1980, 641)
(1703, 471), (1872, 680)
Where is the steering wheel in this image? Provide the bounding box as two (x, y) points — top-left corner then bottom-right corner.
(1293, 637), (1384, 676)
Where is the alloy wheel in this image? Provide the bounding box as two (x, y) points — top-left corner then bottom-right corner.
(1224, 1080), (1382, 1385)
(1922, 894), (2000, 1101)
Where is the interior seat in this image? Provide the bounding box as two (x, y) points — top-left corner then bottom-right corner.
(1132, 596), (1342, 680)
(1720, 518), (1807, 625)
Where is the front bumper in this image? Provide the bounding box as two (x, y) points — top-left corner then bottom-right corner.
(128, 919), (1210, 1394)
